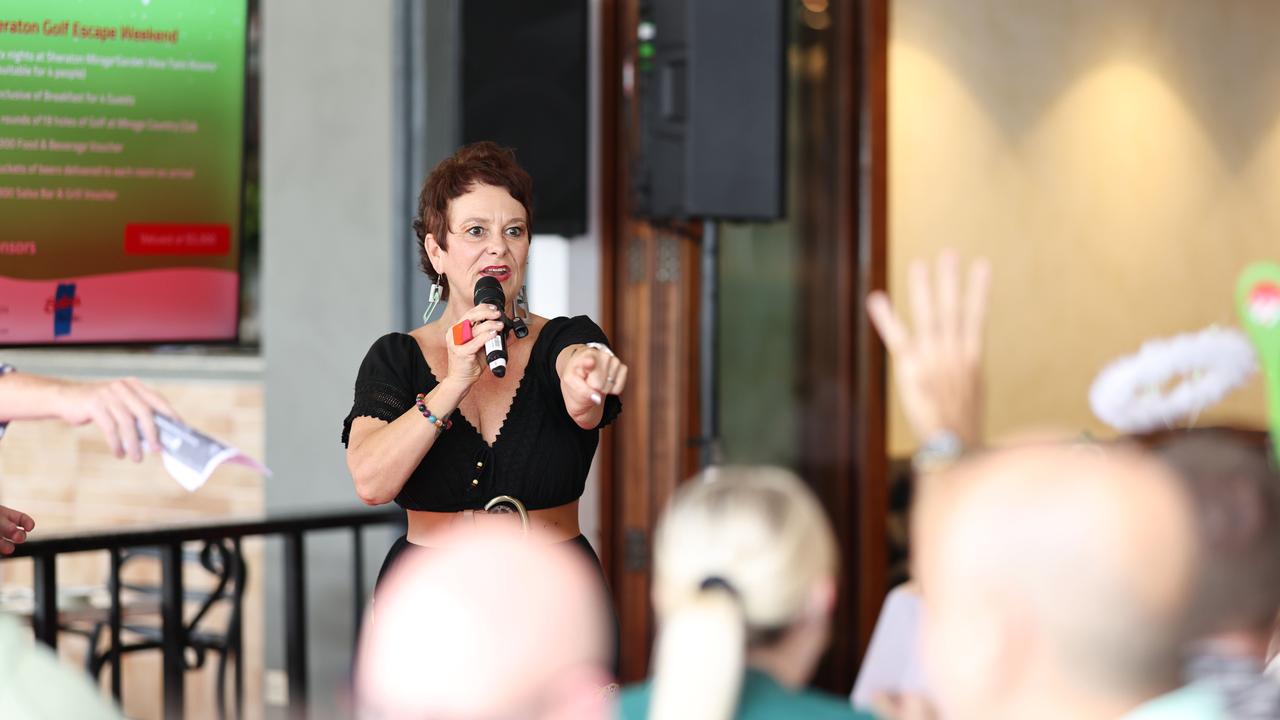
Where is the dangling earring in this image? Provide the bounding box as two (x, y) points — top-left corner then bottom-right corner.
(422, 274), (444, 324)
(511, 283), (530, 338)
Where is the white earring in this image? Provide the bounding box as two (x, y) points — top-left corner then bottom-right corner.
(422, 274), (444, 324)
(516, 284), (530, 320)
(511, 284), (530, 338)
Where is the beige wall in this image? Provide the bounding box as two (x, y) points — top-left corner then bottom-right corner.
(888, 0), (1280, 455)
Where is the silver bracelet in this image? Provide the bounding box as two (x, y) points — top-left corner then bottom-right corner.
(911, 431), (964, 475)
(584, 342), (615, 358)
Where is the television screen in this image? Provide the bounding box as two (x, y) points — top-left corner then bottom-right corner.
(0, 0), (248, 345)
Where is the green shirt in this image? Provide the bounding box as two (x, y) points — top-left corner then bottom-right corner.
(0, 614), (124, 720)
(619, 668), (874, 720)
(1120, 684), (1227, 720)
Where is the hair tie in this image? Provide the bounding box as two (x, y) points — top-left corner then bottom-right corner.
(699, 576), (739, 598)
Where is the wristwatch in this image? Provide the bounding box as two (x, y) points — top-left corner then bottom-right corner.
(911, 430), (965, 475)
(0, 362), (15, 441)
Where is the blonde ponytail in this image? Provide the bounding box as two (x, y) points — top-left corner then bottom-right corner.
(645, 467), (838, 720)
(647, 583), (746, 720)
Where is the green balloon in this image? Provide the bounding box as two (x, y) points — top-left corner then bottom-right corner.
(1236, 261), (1280, 457)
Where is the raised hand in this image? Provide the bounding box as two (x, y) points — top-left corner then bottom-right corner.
(866, 250), (991, 447)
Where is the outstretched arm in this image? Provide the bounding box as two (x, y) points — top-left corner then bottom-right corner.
(0, 371), (178, 462)
(557, 343), (628, 430)
(0, 369), (180, 555)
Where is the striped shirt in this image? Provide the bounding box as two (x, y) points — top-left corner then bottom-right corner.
(1185, 652), (1280, 720)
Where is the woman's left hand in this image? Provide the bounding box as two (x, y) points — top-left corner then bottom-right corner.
(559, 344), (628, 425)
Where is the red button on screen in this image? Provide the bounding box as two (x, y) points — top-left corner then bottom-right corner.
(124, 224), (231, 255)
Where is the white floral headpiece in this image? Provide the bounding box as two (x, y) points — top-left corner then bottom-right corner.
(1089, 326), (1257, 434)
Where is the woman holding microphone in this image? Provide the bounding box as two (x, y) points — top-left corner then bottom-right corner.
(342, 142), (626, 595)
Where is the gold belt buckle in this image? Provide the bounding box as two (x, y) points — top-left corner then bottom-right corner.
(483, 495), (529, 537)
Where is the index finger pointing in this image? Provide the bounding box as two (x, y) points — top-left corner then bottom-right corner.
(575, 352), (598, 376)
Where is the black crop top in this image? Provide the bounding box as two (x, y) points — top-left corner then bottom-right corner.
(341, 315), (622, 512)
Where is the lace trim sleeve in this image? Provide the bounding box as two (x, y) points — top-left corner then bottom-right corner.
(341, 334), (419, 446)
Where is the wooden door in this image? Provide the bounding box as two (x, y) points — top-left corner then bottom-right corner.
(597, 0), (890, 689)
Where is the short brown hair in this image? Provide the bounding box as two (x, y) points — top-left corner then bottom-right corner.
(412, 142), (534, 298)
(1150, 428), (1280, 634)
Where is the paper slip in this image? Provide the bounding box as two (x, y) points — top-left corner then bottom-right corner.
(140, 414), (271, 492)
(851, 585), (933, 710)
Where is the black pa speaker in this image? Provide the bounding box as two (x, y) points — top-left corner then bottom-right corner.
(460, 0), (588, 236)
(633, 0), (786, 221)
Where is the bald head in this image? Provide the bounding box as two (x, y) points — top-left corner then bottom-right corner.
(356, 529), (612, 720)
(915, 443), (1201, 719)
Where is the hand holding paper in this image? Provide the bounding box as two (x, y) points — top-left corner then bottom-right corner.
(141, 414), (270, 492)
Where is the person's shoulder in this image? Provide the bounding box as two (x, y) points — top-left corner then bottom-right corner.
(362, 331), (418, 360)
(787, 688), (876, 719)
(1120, 682), (1229, 720)
(616, 680), (653, 720)
(740, 671), (871, 720)
(353, 332), (422, 383)
(370, 330), (416, 349)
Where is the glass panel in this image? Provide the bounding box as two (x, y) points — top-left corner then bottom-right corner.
(717, 0), (839, 470)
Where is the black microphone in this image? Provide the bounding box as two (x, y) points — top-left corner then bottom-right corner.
(473, 276), (509, 377)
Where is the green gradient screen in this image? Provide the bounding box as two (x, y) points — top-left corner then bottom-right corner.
(0, 1), (247, 344)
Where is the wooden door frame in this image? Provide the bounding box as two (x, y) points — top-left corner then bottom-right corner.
(852, 0), (891, 663)
(595, 0), (891, 686)
(597, 0), (704, 683)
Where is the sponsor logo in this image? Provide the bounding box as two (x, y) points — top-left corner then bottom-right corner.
(44, 282), (79, 337)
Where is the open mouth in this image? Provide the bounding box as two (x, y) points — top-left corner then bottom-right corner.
(480, 265), (512, 282)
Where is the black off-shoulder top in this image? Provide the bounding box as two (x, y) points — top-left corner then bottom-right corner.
(341, 316), (622, 512)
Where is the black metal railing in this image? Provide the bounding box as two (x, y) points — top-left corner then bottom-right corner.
(1, 507), (402, 719)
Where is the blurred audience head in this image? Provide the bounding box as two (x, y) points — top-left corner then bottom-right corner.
(914, 442), (1201, 720)
(1148, 428), (1280, 654)
(355, 528), (612, 720)
(647, 466), (839, 720)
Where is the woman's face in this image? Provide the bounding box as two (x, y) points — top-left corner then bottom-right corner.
(425, 183), (529, 308)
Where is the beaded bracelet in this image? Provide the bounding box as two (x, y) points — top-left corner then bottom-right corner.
(415, 393), (453, 431)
